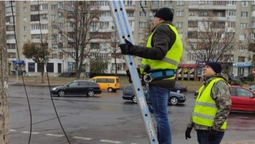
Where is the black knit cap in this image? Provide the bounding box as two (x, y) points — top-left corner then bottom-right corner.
(154, 7), (174, 21)
(206, 62), (222, 74)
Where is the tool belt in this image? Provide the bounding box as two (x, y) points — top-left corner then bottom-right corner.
(143, 69), (175, 83)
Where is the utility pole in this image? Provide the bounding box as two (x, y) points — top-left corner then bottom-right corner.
(0, 1), (10, 144)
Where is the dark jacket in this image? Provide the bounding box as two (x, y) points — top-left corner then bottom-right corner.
(129, 21), (178, 89)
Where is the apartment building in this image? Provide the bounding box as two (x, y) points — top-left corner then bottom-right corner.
(5, 1), (255, 78)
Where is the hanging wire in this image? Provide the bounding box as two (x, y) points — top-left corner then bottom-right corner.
(10, 1), (32, 144)
(37, 1), (71, 143)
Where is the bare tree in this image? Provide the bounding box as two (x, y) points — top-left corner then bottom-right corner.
(245, 28), (255, 64)
(110, 27), (121, 75)
(54, 1), (101, 79)
(187, 13), (235, 63)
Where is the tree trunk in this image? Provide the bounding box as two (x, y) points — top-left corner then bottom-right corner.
(114, 55), (117, 76)
(75, 62), (80, 79)
(40, 63), (44, 83)
(0, 1), (10, 143)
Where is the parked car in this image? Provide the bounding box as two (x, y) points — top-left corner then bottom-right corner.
(122, 84), (186, 105)
(50, 80), (101, 97)
(90, 76), (120, 92)
(194, 85), (255, 112)
(171, 83), (187, 93)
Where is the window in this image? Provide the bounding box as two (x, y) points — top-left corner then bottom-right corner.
(7, 44), (15, 49)
(46, 63), (54, 72)
(23, 17), (27, 22)
(241, 1), (248, 7)
(237, 88), (251, 97)
(188, 21), (198, 27)
(241, 12), (248, 17)
(239, 45), (246, 51)
(8, 52), (16, 58)
(127, 11), (134, 17)
(28, 63), (35, 72)
(69, 82), (78, 87)
(139, 33), (146, 39)
(101, 11), (111, 17)
(40, 4), (48, 10)
(139, 11), (146, 17)
(176, 22), (183, 28)
(100, 22), (109, 29)
(198, 11), (208, 17)
(31, 15), (40, 21)
(23, 26), (27, 32)
(152, 0), (159, 5)
(51, 4), (57, 10)
(238, 56), (245, 62)
(240, 23), (247, 29)
(139, 22), (146, 28)
(129, 20), (134, 27)
(177, 0), (184, 6)
(227, 1), (237, 5)
(239, 34), (245, 40)
(23, 7), (27, 12)
(90, 43), (99, 49)
(188, 31), (197, 39)
(227, 10), (236, 16)
(40, 14), (48, 20)
(228, 22), (235, 28)
(176, 11), (184, 17)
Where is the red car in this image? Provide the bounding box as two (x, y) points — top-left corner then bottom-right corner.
(194, 85), (255, 112)
(231, 85), (255, 112)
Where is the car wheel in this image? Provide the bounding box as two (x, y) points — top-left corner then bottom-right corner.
(87, 90), (95, 97)
(176, 89), (181, 93)
(132, 96), (137, 104)
(107, 87), (113, 92)
(58, 90), (65, 97)
(169, 97), (179, 105)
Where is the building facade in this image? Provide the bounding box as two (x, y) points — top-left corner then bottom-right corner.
(5, 0), (255, 78)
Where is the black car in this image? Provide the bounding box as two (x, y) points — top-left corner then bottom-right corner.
(51, 80), (101, 97)
(122, 84), (186, 105)
(171, 83), (188, 93)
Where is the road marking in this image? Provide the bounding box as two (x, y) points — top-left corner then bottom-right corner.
(21, 131), (40, 134)
(9, 129), (17, 132)
(100, 139), (122, 144)
(73, 136), (92, 141)
(46, 134), (64, 137)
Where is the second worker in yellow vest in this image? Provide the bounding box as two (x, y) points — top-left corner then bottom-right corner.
(185, 62), (232, 144)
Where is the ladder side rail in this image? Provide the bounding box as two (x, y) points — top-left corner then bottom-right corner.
(109, 1), (158, 144)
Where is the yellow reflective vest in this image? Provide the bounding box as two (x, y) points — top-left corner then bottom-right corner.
(140, 24), (183, 79)
(192, 78), (227, 130)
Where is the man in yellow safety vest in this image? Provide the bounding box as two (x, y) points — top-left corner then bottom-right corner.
(185, 62), (232, 144)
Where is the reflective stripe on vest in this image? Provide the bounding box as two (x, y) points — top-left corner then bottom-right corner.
(192, 78), (227, 130)
(140, 23), (183, 74)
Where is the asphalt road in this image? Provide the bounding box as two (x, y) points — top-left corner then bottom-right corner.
(9, 85), (255, 144)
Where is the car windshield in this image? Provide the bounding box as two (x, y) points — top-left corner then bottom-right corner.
(64, 82), (72, 86)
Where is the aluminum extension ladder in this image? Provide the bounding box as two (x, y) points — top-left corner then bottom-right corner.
(109, 1), (158, 144)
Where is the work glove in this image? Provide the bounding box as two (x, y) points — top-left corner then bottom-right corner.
(185, 127), (192, 140)
(208, 130), (218, 141)
(119, 39), (134, 55)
